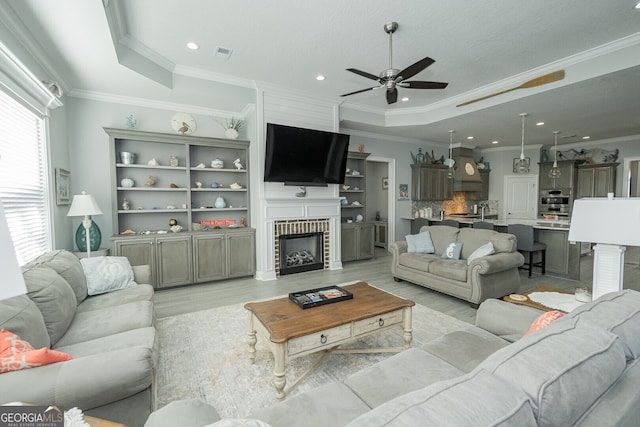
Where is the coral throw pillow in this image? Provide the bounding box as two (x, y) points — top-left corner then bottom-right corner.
(0, 329), (72, 373)
(524, 311), (567, 336)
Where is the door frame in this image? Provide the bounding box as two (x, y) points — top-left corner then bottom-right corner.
(623, 157), (640, 197)
(367, 156), (396, 246)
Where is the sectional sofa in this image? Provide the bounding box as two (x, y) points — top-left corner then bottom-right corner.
(145, 290), (640, 427)
(0, 250), (156, 427)
(390, 225), (524, 305)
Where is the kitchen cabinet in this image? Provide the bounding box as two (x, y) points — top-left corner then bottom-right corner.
(576, 163), (618, 198)
(113, 228), (255, 288)
(538, 160), (583, 190)
(411, 164), (453, 201)
(478, 169), (491, 201)
(341, 222), (374, 262)
(340, 151), (369, 221)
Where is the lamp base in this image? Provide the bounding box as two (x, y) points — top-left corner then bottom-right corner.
(75, 219), (102, 252)
(592, 243), (625, 300)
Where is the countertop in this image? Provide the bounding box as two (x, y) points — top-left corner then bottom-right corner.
(404, 216), (570, 230)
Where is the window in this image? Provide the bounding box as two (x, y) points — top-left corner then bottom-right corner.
(0, 89), (50, 265)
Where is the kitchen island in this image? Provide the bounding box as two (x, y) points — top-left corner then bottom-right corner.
(405, 216), (580, 280)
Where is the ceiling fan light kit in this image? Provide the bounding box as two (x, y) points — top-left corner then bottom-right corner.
(341, 22), (448, 104)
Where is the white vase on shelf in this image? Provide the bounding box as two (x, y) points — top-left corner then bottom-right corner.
(225, 128), (239, 139)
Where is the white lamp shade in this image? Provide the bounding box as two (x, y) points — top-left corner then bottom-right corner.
(67, 191), (103, 217)
(568, 198), (640, 246)
(0, 203), (28, 300)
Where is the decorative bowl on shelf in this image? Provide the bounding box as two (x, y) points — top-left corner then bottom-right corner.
(211, 158), (224, 169)
(230, 182), (242, 189)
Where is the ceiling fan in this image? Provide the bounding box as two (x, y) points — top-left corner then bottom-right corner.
(341, 22), (448, 105)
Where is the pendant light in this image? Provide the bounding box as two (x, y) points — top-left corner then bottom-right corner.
(446, 130), (455, 178)
(516, 113), (530, 173)
(548, 131), (562, 178)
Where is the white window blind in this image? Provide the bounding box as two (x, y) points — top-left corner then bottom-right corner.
(0, 89), (50, 265)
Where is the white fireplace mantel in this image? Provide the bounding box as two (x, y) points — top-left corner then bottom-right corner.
(256, 197), (343, 281)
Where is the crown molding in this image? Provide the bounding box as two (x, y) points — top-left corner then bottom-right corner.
(68, 88), (253, 119)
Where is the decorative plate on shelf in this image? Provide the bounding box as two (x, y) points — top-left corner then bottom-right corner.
(171, 112), (196, 135)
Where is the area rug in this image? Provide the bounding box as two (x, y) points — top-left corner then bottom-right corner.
(155, 298), (481, 418)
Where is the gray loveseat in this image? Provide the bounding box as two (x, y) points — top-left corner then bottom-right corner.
(146, 289), (640, 427)
(390, 225), (524, 305)
(0, 250), (156, 427)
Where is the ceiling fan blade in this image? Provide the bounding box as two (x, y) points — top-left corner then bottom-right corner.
(386, 88), (398, 104)
(456, 70), (565, 107)
(346, 68), (380, 81)
(340, 87), (377, 97)
(403, 81), (448, 89)
(398, 57), (435, 81)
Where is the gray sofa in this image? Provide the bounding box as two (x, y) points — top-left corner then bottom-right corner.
(146, 290), (640, 427)
(0, 250), (156, 427)
(390, 225), (524, 305)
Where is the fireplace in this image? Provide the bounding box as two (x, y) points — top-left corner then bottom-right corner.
(274, 218), (331, 276)
(278, 232), (324, 275)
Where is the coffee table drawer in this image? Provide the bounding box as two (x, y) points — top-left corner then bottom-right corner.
(353, 309), (403, 336)
(288, 324), (352, 355)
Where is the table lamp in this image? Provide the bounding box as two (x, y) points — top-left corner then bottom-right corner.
(67, 191), (103, 258)
(0, 203), (28, 300)
(568, 196), (640, 300)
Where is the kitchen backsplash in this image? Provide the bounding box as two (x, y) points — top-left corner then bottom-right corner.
(412, 199), (499, 218)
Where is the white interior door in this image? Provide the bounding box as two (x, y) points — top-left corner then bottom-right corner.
(503, 175), (538, 220)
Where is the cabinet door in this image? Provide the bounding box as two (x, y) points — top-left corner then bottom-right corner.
(156, 236), (193, 288)
(341, 224), (358, 262)
(113, 238), (156, 286)
(538, 164), (555, 189)
(411, 166), (423, 200)
(577, 168), (595, 199)
(227, 232), (256, 278)
(593, 167), (613, 197)
(193, 234), (226, 282)
(436, 168), (453, 200)
(358, 224), (375, 260)
(536, 229), (568, 275)
(478, 171), (490, 200)
(555, 163), (574, 188)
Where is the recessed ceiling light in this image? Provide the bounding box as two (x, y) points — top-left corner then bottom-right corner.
(635, 1), (640, 9)
(186, 42), (199, 50)
(401, 97), (409, 102)
(491, 140), (499, 144)
(582, 136), (591, 140)
(536, 122), (545, 126)
(467, 136), (474, 140)
(316, 75), (325, 81)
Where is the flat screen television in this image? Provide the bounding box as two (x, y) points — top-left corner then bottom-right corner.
(264, 123), (350, 186)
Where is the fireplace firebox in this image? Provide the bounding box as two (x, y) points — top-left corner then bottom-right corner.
(278, 232), (324, 275)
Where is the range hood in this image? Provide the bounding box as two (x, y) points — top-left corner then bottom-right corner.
(451, 147), (482, 192)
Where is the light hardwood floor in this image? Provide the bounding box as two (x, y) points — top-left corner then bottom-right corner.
(154, 246), (640, 324)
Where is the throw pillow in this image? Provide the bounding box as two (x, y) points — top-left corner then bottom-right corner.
(80, 256), (137, 296)
(441, 242), (463, 260)
(467, 242), (495, 265)
(524, 310), (567, 336)
(405, 231), (435, 254)
(0, 329), (72, 373)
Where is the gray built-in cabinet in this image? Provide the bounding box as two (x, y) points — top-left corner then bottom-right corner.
(576, 163), (618, 198)
(340, 152), (374, 262)
(411, 164), (453, 201)
(105, 128), (255, 288)
(538, 160), (584, 190)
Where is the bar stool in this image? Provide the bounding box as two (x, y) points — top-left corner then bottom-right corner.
(508, 224), (546, 277)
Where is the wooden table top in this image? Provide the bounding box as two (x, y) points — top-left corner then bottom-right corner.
(244, 281), (415, 343)
(503, 285), (573, 312)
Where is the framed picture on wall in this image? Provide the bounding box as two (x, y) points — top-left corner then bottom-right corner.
(398, 184), (409, 200)
(55, 168), (71, 205)
(382, 177), (389, 190)
(513, 157), (531, 173)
